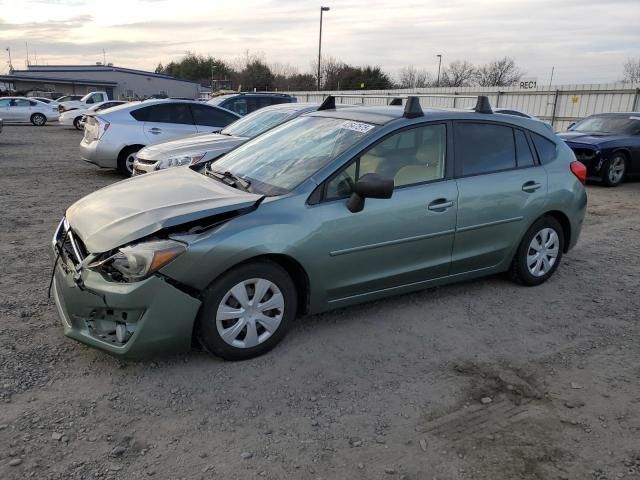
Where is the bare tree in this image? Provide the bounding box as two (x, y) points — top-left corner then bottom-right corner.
(622, 58), (640, 83)
(397, 65), (433, 88)
(440, 60), (477, 87)
(476, 57), (524, 87)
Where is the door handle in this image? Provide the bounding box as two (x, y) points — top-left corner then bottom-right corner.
(522, 181), (542, 193)
(427, 199), (454, 212)
(149, 127), (162, 134)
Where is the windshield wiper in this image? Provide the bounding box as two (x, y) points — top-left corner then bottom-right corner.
(207, 168), (251, 191)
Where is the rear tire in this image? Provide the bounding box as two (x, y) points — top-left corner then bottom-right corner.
(73, 117), (83, 130)
(601, 153), (627, 187)
(509, 216), (564, 286)
(117, 146), (142, 176)
(197, 260), (297, 361)
(31, 113), (46, 126)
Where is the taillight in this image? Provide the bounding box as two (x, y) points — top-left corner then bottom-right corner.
(570, 161), (587, 184)
(95, 117), (110, 140)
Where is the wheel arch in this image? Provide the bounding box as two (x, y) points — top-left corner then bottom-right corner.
(202, 253), (311, 316)
(118, 144), (145, 161)
(543, 210), (571, 253)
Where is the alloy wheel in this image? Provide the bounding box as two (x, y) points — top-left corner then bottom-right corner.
(32, 114), (45, 126)
(608, 156), (626, 184)
(215, 278), (284, 349)
(125, 154), (136, 175)
(527, 228), (559, 277)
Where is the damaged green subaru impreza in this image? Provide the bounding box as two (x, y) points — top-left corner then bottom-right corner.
(51, 96), (587, 360)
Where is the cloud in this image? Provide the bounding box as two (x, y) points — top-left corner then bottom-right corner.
(0, 0), (639, 84)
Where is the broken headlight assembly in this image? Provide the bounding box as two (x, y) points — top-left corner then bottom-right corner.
(89, 239), (186, 282)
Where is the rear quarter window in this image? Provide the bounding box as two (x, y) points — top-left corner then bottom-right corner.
(530, 133), (558, 164)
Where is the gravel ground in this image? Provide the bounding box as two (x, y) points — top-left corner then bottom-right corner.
(1, 124), (639, 480)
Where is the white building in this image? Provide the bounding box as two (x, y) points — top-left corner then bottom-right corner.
(0, 64), (204, 100)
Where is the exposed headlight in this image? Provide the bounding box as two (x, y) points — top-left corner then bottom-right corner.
(155, 153), (206, 170)
(89, 239), (186, 282)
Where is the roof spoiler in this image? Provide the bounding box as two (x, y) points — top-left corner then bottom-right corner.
(474, 95), (493, 114)
(318, 95), (336, 110)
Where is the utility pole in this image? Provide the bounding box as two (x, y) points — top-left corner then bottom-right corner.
(317, 6), (330, 91)
(436, 54), (442, 87)
(103, 48), (106, 65)
(25, 42), (30, 67)
(5, 47), (12, 72)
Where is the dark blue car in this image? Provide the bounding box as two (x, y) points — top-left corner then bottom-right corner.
(558, 113), (640, 186)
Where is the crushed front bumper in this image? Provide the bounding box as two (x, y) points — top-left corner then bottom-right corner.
(51, 222), (201, 358)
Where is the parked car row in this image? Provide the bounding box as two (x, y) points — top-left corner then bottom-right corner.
(51, 94), (590, 361)
(0, 96), (60, 125)
(59, 100), (128, 130)
(80, 99), (242, 174)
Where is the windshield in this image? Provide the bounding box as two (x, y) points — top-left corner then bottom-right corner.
(570, 115), (640, 134)
(211, 116), (376, 196)
(221, 108), (294, 138)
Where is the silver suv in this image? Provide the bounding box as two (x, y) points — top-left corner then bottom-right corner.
(80, 99), (240, 175)
(133, 103), (324, 175)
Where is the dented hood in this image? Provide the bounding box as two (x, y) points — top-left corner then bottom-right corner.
(66, 168), (262, 253)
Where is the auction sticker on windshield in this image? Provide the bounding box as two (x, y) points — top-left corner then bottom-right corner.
(340, 121), (375, 133)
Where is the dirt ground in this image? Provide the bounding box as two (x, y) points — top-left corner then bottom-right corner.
(0, 124), (639, 480)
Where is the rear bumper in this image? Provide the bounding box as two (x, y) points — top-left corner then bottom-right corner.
(79, 138), (119, 169)
(59, 114), (78, 127)
(52, 258), (201, 358)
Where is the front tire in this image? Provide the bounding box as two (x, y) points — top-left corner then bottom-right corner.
(601, 153), (627, 187)
(73, 117), (83, 130)
(31, 113), (46, 126)
(197, 260), (297, 361)
(509, 216), (564, 286)
(117, 146), (142, 176)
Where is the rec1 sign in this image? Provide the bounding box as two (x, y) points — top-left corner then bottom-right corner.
(519, 78), (538, 89)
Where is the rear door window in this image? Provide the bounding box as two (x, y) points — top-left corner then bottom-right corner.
(530, 133), (558, 164)
(191, 104), (238, 127)
(222, 98), (247, 115)
(133, 103), (194, 124)
(454, 122), (516, 176)
(12, 99), (32, 107)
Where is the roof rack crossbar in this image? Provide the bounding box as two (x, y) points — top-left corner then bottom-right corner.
(311, 93), (493, 114)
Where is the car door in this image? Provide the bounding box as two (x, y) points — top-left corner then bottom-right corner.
(312, 123), (458, 302)
(10, 98), (34, 122)
(0, 98), (12, 120)
(141, 102), (198, 143)
(190, 104), (239, 132)
(451, 121), (548, 274)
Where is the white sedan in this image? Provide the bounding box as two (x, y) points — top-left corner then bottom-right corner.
(59, 100), (127, 130)
(0, 97), (60, 126)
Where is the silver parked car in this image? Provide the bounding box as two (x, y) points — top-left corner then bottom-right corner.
(80, 99), (241, 175)
(133, 103), (327, 175)
(0, 97), (60, 125)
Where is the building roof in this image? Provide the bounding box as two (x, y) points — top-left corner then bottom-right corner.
(0, 74), (118, 86)
(9, 64), (203, 85)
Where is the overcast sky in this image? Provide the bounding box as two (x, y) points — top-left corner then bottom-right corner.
(1, 0), (638, 85)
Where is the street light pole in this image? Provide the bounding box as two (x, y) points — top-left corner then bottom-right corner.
(5, 47), (12, 72)
(317, 6), (330, 91)
(436, 54), (442, 87)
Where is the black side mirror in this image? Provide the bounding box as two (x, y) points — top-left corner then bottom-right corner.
(346, 173), (394, 213)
